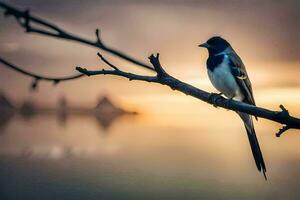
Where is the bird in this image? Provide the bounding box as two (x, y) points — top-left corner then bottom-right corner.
(198, 36), (267, 180)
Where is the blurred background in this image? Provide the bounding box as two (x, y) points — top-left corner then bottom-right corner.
(0, 0), (300, 199)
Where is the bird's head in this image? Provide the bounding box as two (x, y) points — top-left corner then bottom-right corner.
(198, 36), (231, 56)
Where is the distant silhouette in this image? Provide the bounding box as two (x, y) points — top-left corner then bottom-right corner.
(20, 100), (37, 119)
(58, 96), (67, 111)
(93, 95), (136, 130)
(94, 114), (117, 130)
(0, 92), (138, 131)
(95, 96), (126, 115)
(57, 96), (68, 126)
(0, 91), (14, 109)
(0, 92), (15, 132)
(0, 112), (14, 132)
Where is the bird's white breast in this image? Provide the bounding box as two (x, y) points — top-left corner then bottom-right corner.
(207, 56), (244, 101)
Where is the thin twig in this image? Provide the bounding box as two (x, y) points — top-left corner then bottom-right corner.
(95, 29), (103, 46)
(1, 2), (300, 136)
(97, 52), (119, 70)
(76, 54), (300, 136)
(148, 53), (167, 77)
(0, 2), (155, 71)
(0, 57), (84, 90)
(76, 66), (157, 82)
(276, 126), (291, 137)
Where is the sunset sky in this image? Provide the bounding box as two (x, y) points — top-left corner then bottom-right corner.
(1, 1), (300, 198)
(0, 0), (300, 114)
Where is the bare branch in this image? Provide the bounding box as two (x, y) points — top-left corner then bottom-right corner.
(30, 77), (39, 91)
(76, 54), (300, 136)
(0, 57), (84, 90)
(0, 2), (155, 71)
(279, 104), (289, 115)
(1, 2), (300, 136)
(24, 9), (30, 32)
(76, 66), (157, 82)
(276, 126), (290, 137)
(148, 53), (167, 77)
(274, 105), (293, 137)
(97, 52), (119, 71)
(95, 29), (103, 46)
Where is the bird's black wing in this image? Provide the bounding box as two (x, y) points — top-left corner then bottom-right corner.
(227, 52), (266, 178)
(227, 53), (256, 106)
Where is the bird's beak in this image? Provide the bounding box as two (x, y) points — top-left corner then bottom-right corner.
(198, 42), (209, 48)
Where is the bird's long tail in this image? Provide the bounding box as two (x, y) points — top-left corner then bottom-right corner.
(238, 112), (267, 180)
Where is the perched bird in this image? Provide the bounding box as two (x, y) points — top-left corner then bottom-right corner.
(199, 36), (267, 179)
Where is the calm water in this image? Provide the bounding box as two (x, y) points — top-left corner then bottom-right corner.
(0, 105), (299, 200)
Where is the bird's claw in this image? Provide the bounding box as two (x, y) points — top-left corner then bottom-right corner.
(208, 92), (223, 107)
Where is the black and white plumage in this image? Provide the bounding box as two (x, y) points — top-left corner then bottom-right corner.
(199, 36), (267, 179)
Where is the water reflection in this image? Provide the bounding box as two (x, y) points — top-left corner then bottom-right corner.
(0, 93), (300, 199)
(0, 93), (138, 159)
(0, 92), (137, 131)
(0, 109), (14, 132)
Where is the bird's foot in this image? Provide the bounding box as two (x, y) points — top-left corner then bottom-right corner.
(208, 92), (223, 107)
